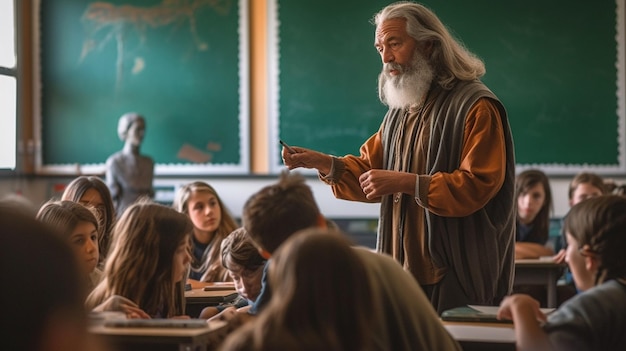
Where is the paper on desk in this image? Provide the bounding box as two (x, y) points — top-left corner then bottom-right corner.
(468, 305), (555, 315)
(444, 324), (516, 343)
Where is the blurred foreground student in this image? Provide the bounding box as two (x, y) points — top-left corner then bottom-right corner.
(498, 195), (626, 351)
(174, 181), (239, 285)
(86, 201), (193, 319)
(199, 227), (266, 319)
(0, 204), (106, 351)
(62, 176), (117, 263)
(515, 169), (554, 259)
(220, 172), (460, 351)
(220, 228), (382, 351)
(36, 200), (103, 294)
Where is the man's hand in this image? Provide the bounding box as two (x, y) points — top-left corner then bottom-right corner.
(359, 170), (416, 200)
(282, 146), (332, 174)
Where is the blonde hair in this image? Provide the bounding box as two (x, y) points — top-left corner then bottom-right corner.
(373, 1), (485, 89)
(173, 181), (238, 282)
(87, 201), (192, 317)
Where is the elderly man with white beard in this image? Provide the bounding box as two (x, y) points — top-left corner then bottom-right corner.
(282, 1), (516, 314)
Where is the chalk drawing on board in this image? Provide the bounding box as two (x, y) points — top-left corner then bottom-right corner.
(33, 0), (250, 175)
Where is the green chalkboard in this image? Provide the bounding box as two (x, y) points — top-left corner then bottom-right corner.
(271, 0), (624, 175)
(38, 0), (248, 175)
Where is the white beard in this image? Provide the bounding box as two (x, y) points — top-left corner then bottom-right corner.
(378, 50), (435, 109)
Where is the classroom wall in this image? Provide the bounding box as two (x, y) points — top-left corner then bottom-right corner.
(2, 0), (625, 219)
(1, 175), (625, 219)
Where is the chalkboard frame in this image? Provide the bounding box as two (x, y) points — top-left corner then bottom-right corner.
(268, 0), (626, 176)
(32, 0), (250, 176)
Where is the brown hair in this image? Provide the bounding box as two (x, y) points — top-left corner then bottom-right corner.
(221, 228), (378, 350)
(88, 201), (192, 317)
(242, 171), (321, 254)
(1, 205), (86, 351)
(173, 181), (238, 282)
(563, 195), (626, 285)
(220, 227), (266, 271)
(36, 200), (100, 240)
(62, 176), (116, 259)
(515, 169), (552, 244)
(568, 172), (607, 200)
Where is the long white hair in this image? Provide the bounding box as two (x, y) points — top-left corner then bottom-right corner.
(373, 1), (485, 90)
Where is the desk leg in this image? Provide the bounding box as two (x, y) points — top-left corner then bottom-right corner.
(547, 270), (557, 308)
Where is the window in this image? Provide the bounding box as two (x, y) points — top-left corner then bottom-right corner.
(0, 0), (17, 170)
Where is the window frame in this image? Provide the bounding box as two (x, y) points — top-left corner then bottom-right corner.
(0, 0), (18, 173)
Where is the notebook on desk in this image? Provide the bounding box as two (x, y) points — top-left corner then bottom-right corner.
(185, 289), (239, 305)
(442, 306), (510, 324)
(441, 305), (555, 324)
(103, 318), (210, 329)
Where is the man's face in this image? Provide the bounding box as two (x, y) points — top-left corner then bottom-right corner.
(375, 18), (418, 70)
(376, 18), (434, 109)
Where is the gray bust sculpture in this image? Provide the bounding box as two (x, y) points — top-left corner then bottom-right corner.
(105, 112), (155, 217)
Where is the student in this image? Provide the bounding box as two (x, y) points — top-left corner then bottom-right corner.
(0, 203), (105, 351)
(173, 181), (239, 285)
(497, 195), (626, 351)
(553, 172), (607, 304)
(515, 169), (554, 259)
(553, 172), (607, 262)
(221, 172), (461, 351)
(0, 193), (37, 217)
(86, 201), (193, 318)
(36, 200), (102, 294)
(105, 112), (155, 217)
(61, 175), (116, 263)
(199, 227), (266, 319)
(220, 228), (383, 351)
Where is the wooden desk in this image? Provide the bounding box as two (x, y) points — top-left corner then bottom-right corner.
(514, 259), (564, 308)
(442, 321), (516, 351)
(89, 320), (227, 351)
(185, 288), (238, 318)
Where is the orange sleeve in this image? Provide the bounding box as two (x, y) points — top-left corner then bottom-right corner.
(322, 131), (384, 203)
(427, 98), (506, 217)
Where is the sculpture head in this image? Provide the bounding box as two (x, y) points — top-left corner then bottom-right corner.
(117, 112), (146, 146)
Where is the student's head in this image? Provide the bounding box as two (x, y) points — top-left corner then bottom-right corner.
(242, 171), (323, 255)
(0, 193), (37, 217)
(104, 201), (192, 317)
(563, 195), (626, 291)
(36, 200), (100, 277)
(515, 169), (552, 237)
(117, 112), (145, 146)
(173, 181), (237, 237)
(173, 181), (237, 282)
(374, 1), (485, 109)
(221, 227), (266, 302)
(266, 228), (375, 350)
(1, 206), (90, 351)
(61, 176), (116, 259)
(568, 172), (606, 207)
